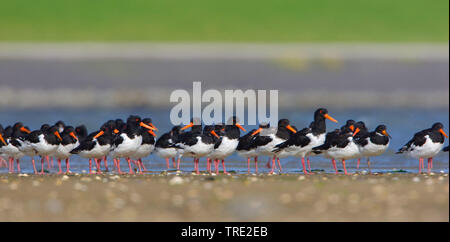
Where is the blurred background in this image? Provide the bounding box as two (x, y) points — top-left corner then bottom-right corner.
(0, 0), (448, 173)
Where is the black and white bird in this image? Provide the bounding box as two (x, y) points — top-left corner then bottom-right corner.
(175, 120), (219, 174)
(253, 119), (297, 174)
(208, 116), (246, 174)
(131, 118), (157, 173)
(0, 123), (31, 173)
(273, 108), (338, 174)
(236, 125), (265, 174)
(397, 122), (448, 174)
(54, 126), (79, 174)
(109, 115), (155, 174)
(154, 126), (183, 169)
(71, 125), (113, 174)
(313, 124), (360, 175)
(354, 124), (391, 173)
(26, 125), (63, 174)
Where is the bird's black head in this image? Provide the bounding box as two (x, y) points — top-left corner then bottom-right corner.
(432, 122), (444, 130)
(75, 125), (88, 137)
(40, 124), (50, 131)
(63, 126), (75, 133)
(355, 121), (367, 131)
(259, 123), (270, 129)
(278, 119), (290, 127)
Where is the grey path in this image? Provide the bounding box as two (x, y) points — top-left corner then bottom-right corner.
(0, 43), (448, 108)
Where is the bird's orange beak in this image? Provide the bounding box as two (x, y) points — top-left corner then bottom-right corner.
(324, 114), (338, 123)
(69, 131), (78, 140)
(0, 133), (7, 146)
(349, 125), (355, 132)
(286, 125), (297, 133)
(252, 128), (263, 136)
(382, 130), (391, 138)
(54, 131), (63, 141)
(140, 122), (156, 130)
(353, 127), (360, 137)
(149, 123), (158, 131)
(235, 123), (246, 132)
(148, 130), (157, 137)
(113, 129), (119, 134)
(210, 130), (220, 138)
(93, 130), (104, 139)
(181, 122), (194, 131)
(20, 126), (31, 134)
(440, 129), (448, 138)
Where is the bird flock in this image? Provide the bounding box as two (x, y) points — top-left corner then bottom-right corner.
(0, 108), (448, 175)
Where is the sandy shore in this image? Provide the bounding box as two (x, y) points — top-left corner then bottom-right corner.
(0, 172), (448, 222)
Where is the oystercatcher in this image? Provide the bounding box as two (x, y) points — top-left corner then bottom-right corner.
(27, 125), (63, 174)
(131, 118), (157, 173)
(236, 126), (263, 174)
(253, 119), (297, 174)
(155, 126), (183, 169)
(313, 124), (360, 175)
(0, 123), (31, 173)
(273, 108), (338, 174)
(355, 124), (390, 173)
(109, 115), (155, 174)
(71, 125), (114, 174)
(397, 122), (447, 174)
(54, 126), (79, 174)
(175, 122), (219, 174)
(209, 116), (246, 174)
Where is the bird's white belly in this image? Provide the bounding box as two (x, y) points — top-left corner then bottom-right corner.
(257, 135), (285, 157)
(361, 140), (389, 157)
(325, 141), (360, 160)
(132, 144), (155, 159)
(155, 147), (178, 158)
(209, 137), (239, 159)
(182, 137), (214, 158)
(32, 135), (58, 156)
(54, 141), (79, 159)
(111, 135), (142, 158)
(1, 143), (24, 159)
(409, 137), (443, 159)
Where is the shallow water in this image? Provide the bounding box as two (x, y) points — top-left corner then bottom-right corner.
(0, 107), (448, 174)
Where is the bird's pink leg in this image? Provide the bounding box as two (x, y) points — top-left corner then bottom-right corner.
(116, 158), (123, 174)
(195, 158), (200, 175)
(277, 157), (282, 173)
(9, 158), (13, 173)
(16, 159), (21, 173)
(331, 159), (338, 174)
(357, 158), (360, 170)
(342, 159), (349, 175)
(254, 156), (258, 174)
(247, 157), (251, 174)
(57, 158), (63, 174)
(301, 157), (308, 175)
(206, 158), (211, 173)
(427, 157), (432, 174)
(40, 157), (45, 175)
(177, 158), (181, 170)
(95, 158), (102, 174)
(270, 156), (276, 174)
(140, 158), (147, 172)
(215, 159), (219, 174)
(126, 157), (134, 174)
(165, 158), (170, 169)
(418, 158), (423, 174)
(136, 159), (143, 174)
(65, 158), (71, 173)
(103, 156), (109, 172)
(31, 157), (37, 174)
(222, 159), (229, 175)
(172, 158), (176, 168)
(46, 156), (50, 169)
(266, 157), (271, 168)
(89, 158), (93, 174)
(367, 158), (371, 174)
(307, 157), (312, 173)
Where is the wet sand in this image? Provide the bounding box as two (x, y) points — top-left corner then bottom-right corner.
(0, 171), (448, 222)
